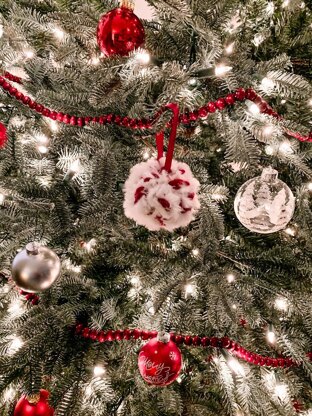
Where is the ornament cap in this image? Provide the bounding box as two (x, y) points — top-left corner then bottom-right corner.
(157, 332), (170, 343)
(120, 0), (135, 10)
(26, 242), (40, 255)
(27, 393), (40, 404)
(261, 166), (278, 182)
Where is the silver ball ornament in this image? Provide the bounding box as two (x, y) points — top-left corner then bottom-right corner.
(234, 167), (295, 234)
(12, 242), (61, 293)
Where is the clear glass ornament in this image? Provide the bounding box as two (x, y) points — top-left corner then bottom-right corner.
(234, 167), (295, 234)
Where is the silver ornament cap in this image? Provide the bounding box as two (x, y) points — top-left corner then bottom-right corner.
(12, 242), (61, 293)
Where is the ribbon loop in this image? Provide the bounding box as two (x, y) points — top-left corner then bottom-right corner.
(155, 103), (180, 172)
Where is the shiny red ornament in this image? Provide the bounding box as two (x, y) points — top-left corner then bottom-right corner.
(14, 390), (54, 416)
(0, 122), (8, 148)
(97, 6), (145, 57)
(138, 337), (182, 386)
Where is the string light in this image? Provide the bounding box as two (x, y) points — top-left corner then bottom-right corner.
(253, 34), (265, 47)
(82, 238), (97, 253)
(274, 296), (289, 312)
(38, 145), (49, 154)
(263, 125), (274, 136)
(266, 2), (275, 15)
(0, 24), (3, 38)
(266, 329), (276, 344)
(0, 193), (5, 205)
(248, 103), (260, 115)
(261, 77), (275, 90)
(274, 384), (289, 400)
(284, 226), (297, 237)
(24, 49), (35, 59)
(192, 248), (200, 257)
(135, 51), (151, 65)
(281, 99), (286, 104)
(232, 304), (237, 310)
(226, 273), (235, 283)
(130, 275), (140, 287)
(93, 365), (106, 378)
(278, 141), (294, 155)
(142, 149), (151, 160)
(282, 0), (290, 7)
(52, 26), (66, 41)
(215, 64), (233, 77)
(8, 336), (24, 355)
(3, 386), (16, 401)
(225, 42), (235, 55)
(90, 56), (100, 66)
(184, 283), (196, 298)
(227, 358), (245, 376)
(307, 182), (312, 191)
(308, 98), (312, 107)
(188, 78), (198, 86)
(69, 159), (82, 175)
(300, 1), (305, 8)
(48, 119), (59, 132)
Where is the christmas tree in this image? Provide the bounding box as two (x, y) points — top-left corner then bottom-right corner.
(0, 0), (312, 415)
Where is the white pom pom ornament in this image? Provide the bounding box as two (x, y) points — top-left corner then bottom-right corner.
(123, 103), (200, 232)
(123, 156), (200, 231)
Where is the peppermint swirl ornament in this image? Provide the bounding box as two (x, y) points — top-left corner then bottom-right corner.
(234, 167), (295, 234)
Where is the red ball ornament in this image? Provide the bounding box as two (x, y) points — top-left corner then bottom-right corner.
(0, 122), (8, 148)
(138, 336), (182, 386)
(14, 390), (54, 416)
(97, 5), (145, 57)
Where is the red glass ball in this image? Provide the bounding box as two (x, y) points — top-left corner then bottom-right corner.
(97, 7), (145, 57)
(14, 390), (54, 416)
(0, 122), (7, 148)
(138, 338), (182, 386)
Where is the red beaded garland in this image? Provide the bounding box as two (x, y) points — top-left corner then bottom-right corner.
(0, 122), (8, 148)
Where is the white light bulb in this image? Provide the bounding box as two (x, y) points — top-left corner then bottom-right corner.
(0, 24), (3, 38)
(275, 384), (289, 400)
(135, 50), (151, 65)
(261, 77), (275, 90)
(216, 147), (222, 153)
(84, 238), (97, 252)
(188, 78), (197, 86)
(263, 125), (274, 136)
(130, 276), (140, 286)
(90, 56), (100, 66)
(232, 304), (237, 310)
(9, 336), (24, 354)
(142, 149), (150, 160)
(265, 145), (275, 155)
(279, 141), (293, 154)
(3, 386), (16, 401)
(93, 365), (106, 377)
(300, 1), (305, 8)
(192, 248), (200, 257)
(228, 358), (245, 376)
(215, 65), (233, 77)
(266, 2), (275, 15)
(185, 283), (196, 298)
(281, 99), (286, 104)
(267, 330), (276, 344)
(226, 273), (235, 283)
(308, 98), (312, 107)
(274, 296), (289, 312)
(307, 182), (312, 191)
(48, 120), (59, 132)
(0, 193), (5, 205)
(176, 376), (182, 383)
(225, 42), (235, 55)
(253, 34), (265, 47)
(36, 134), (49, 145)
(24, 49), (34, 59)
(52, 27), (65, 41)
(248, 103), (260, 115)
(284, 227), (296, 237)
(38, 145), (49, 154)
(282, 0), (290, 7)
(69, 159), (81, 174)
(148, 306), (155, 315)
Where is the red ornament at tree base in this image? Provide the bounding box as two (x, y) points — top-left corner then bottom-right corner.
(97, 5), (145, 57)
(14, 390), (54, 416)
(0, 122), (8, 148)
(138, 335), (182, 386)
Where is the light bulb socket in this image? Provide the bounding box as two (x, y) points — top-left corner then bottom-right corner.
(120, 0), (135, 10)
(26, 242), (40, 256)
(157, 332), (170, 344)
